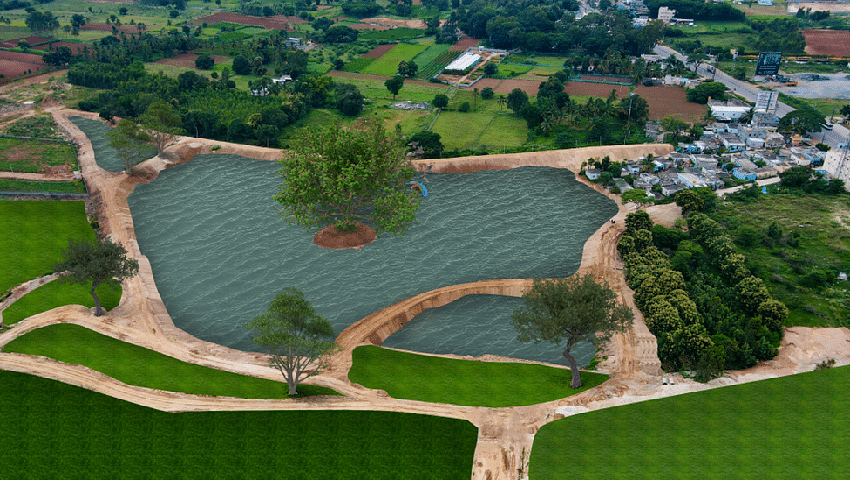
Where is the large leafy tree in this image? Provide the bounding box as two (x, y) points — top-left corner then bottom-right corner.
(275, 122), (420, 237)
(778, 108), (826, 135)
(106, 120), (157, 173)
(384, 74), (405, 100)
(506, 88), (529, 114)
(53, 237), (139, 317)
(244, 287), (340, 395)
(138, 101), (184, 154)
(512, 274), (634, 388)
(25, 9), (59, 35)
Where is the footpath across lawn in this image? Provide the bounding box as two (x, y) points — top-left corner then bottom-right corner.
(0, 370), (477, 479)
(531, 365), (850, 478)
(2, 323), (340, 399)
(349, 345), (608, 407)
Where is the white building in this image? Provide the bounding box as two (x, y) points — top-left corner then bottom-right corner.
(658, 6), (676, 24)
(823, 149), (850, 190)
(444, 53), (481, 72)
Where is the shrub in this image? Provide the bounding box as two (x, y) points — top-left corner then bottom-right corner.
(459, 102), (470, 112)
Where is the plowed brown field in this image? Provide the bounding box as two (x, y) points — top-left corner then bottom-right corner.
(154, 53), (229, 68)
(363, 44), (395, 59)
(803, 29), (850, 56)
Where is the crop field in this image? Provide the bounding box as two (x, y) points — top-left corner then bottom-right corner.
(154, 53), (228, 69)
(341, 57), (375, 72)
(363, 44), (396, 59)
(450, 37), (479, 51)
(803, 29), (850, 57)
(359, 27), (425, 41)
(362, 44), (428, 76)
(329, 73), (448, 104)
(495, 62), (533, 77)
(415, 47), (459, 80)
(431, 111), (497, 150)
(477, 114), (529, 148)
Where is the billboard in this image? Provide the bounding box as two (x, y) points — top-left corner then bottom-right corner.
(755, 52), (782, 76)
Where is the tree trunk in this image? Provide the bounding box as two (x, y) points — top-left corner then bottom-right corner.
(563, 351), (582, 389)
(285, 369), (297, 396)
(90, 281), (103, 316)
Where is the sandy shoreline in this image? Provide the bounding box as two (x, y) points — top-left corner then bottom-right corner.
(2, 107), (849, 480)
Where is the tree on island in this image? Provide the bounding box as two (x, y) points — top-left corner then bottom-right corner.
(244, 287), (340, 395)
(275, 122), (420, 240)
(511, 274), (634, 388)
(53, 237), (139, 317)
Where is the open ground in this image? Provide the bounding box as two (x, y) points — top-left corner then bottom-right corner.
(802, 29), (850, 57)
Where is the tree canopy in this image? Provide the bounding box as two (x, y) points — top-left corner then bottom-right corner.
(244, 287), (340, 395)
(384, 75), (404, 100)
(778, 109), (825, 135)
(106, 119), (158, 173)
(512, 274), (634, 388)
(53, 237), (139, 317)
(275, 122), (420, 237)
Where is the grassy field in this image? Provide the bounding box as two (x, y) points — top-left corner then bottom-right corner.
(0, 279), (120, 325)
(0, 137), (78, 173)
(363, 44), (429, 76)
(477, 114), (530, 149)
(0, 179), (86, 193)
(0, 201), (96, 292)
(712, 193), (850, 327)
(531, 365), (850, 478)
(348, 346), (608, 407)
(0, 370), (478, 479)
(2, 323), (341, 398)
(431, 111), (495, 150)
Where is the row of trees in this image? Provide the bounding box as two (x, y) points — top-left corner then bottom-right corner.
(618, 209), (787, 380)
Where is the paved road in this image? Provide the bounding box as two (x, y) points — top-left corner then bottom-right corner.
(654, 45), (850, 149)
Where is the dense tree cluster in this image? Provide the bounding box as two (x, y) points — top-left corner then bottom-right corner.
(618, 211), (786, 380)
(455, 2), (663, 55)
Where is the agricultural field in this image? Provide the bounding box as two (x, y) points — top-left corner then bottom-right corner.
(802, 29), (850, 57)
(362, 44), (428, 76)
(431, 111), (502, 150)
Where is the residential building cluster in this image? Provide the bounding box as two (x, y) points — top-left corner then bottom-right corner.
(586, 118), (836, 198)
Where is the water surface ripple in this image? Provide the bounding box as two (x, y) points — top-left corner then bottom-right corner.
(121, 153), (616, 366)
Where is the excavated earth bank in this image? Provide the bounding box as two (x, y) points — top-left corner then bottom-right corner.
(2, 109), (849, 480)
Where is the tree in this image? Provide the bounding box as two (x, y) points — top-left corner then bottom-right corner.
(840, 104), (850, 124)
(322, 25), (358, 44)
(481, 87), (494, 100)
(336, 83), (364, 116)
(138, 101), (184, 154)
(384, 74), (404, 100)
(195, 53), (214, 69)
(624, 210), (653, 235)
(621, 188), (654, 206)
(244, 287), (340, 395)
(483, 62), (498, 76)
(232, 54), (251, 75)
(106, 119), (157, 173)
(397, 60), (418, 78)
(686, 81), (727, 104)
(506, 88), (529, 114)
(511, 274), (634, 388)
(53, 237), (139, 317)
(778, 109), (825, 135)
(779, 165), (812, 188)
(432, 93), (449, 109)
(25, 9), (59, 36)
(275, 122), (420, 237)
(408, 131), (444, 159)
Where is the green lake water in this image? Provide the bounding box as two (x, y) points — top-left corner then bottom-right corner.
(72, 118), (618, 367)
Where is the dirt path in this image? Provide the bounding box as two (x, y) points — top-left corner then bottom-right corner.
(3, 108), (849, 479)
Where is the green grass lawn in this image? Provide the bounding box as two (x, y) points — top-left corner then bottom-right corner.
(348, 345), (608, 407)
(1, 280), (121, 325)
(0, 370), (477, 479)
(712, 193), (850, 327)
(531, 365), (850, 479)
(0, 201), (96, 292)
(2, 323), (341, 399)
(335, 77), (448, 105)
(0, 179), (87, 194)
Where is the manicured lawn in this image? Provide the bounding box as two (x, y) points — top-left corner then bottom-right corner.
(0, 370), (477, 479)
(531, 365), (850, 479)
(348, 345), (608, 407)
(2, 323), (341, 399)
(1, 280), (121, 325)
(0, 201), (96, 292)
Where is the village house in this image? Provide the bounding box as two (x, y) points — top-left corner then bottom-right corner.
(585, 168), (602, 181)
